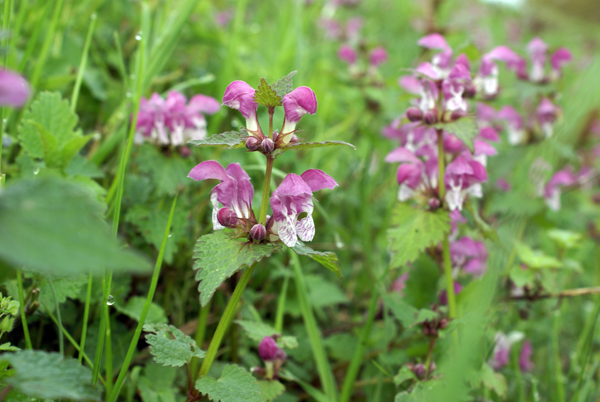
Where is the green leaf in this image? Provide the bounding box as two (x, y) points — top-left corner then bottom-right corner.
(253, 78), (282, 108)
(195, 365), (262, 402)
(509, 266), (536, 288)
(143, 323), (206, 367)
(387, 204), (451, 268)
(188, 131), (247, 149)
(138, 362), (178, 402)
(514, 242), (561, 269)
(433, 117), (478, 151)
(0, 177), (150, 276)
(270, 71), (297, 98)
(38, 274), (88, 312)
(136, 144), (195, 195)
(273, 140), (356, 157)
(0, 343), (19, 351)
(193, 231), (280, 307)
(117, 296), (168, 324)
(292, 242), (342, 278)
(415, 309), (438, 323)
(305, 275), (348, 307)
(547, 229), (582, 249)
(257, 380), (285, 402)
(393, 366), (417, 386)
(382, 292), (418, 327)
(0, 350), (101, 401)
(62, 133), (93, 168)
(32, 121), (61, 169)
(479, 364), (507, 397)
(19, 92), (79, 159)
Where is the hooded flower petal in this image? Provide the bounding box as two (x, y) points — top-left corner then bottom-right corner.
(338, 44), (357, 64)
(369, 46), (388, 67)
(270, 170), (336, 247)
(222, 80), (259, 132)
(188, 160), (254, 230)
(281, 86), (318, 141)
(418, 33), (450, 50)
(188, 94), (221, 115)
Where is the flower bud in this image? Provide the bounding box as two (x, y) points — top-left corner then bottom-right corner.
(258, 336), (279, 361)
(250, 224), (266, 242)
(412, 363), (426, 379)
(406, 107), (423, 122)
(179, 146), (191, 158)
(423, 110), (438, 125)
(217, 208), (238, 228)
(451, 110), (468, 121)
(428, 197), (440, 210)
(246, 136), (260, 151)
(463, 83), (476, 98)
(262, 138), (275, 153)
(369, 46), (388, 67)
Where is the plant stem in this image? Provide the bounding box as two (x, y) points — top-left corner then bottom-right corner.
(79, 274), (93, 363)
(424, 337), (437, 378)
(437, 128), (457, 345)
(105, 308), (113, 397)
(191, 299), (211, 377)
(30, 0), (64, 89)
(70, 13), (97, 112)
(258, 156), (274, 224)
(339, 289), (378, 402)
(290, 251), (338, 401)
(274, 275), (289, 333)
(553, 311), (565, 402)
(107, 196), (177, 402)
(0, 0), (12, 186)
(195, 263), (257, 379)
(16, 271), (32, 350)
(48, 279), (64, 357)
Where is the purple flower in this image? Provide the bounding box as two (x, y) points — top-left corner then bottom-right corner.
(527, 38), (548, 82)
(345, 17), (363, 42)
(441, 64), (471, 113)
(270, 169), (337, 247)
(536, 98), (559, 138)
(222, 80), (259, 133)
(258, 336), (279, 361)
(418, 33), (453, 77)
(519, 340), (534, 372)
(497, 106), (525, 145)
(490, 332), (524, 370)
(369, 47), (388, 67)
(188, 161), (254, 230)
(476, 46), (520, 96)
(444, 154), (487, 211)
(281, 86), (317, 143)
(549, 48), (572, 80)
(392, 273), (409, 295)
(135, 91), (218, 146)
(449, 209), (466, 236)
(0, 69), (30, 107)
(544, 167), (575, 211)
(450, 236), (488, 275)
(496, 178), (511, 192)
(439, 281), (463, 305)
(338, 45), (357, 64)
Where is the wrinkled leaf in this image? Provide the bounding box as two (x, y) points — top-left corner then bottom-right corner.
(188, 131), (247, 149)
(195, 365), (262, 402)
(193, 232), (280, 307)
(257, 380), (286, 402)
(514, 242), (561, 269)
(292, 242), (342, 278)
(382, 292), (418, 327)
(0, 350), (101, 401)
(143, 323), (205, 367)
(270, 71), (297, 98)
(394, 366), (417, 386)
(547, 229), (582, 249)
(273, 140), (356, 157)
(388, 204), (451, 268)
(0, 178), (150, 276)
(254, 78), (281, 108)
(433, 117), (478, 151)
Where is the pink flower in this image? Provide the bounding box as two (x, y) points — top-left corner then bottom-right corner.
(544, 167), (575, 211)
(450, 236), (488, 275)
(188, 161), (255, 230)
(549, 48), (572, 80)
(338, 45), (357, 64)
(519, 340), (534, 372)
(497, 106), (525, 145)
(281, 86), (317, 143)
(536, 98), (559, 138)
(0, 69), (30, 107)
(270, 170), (337, 247)
(527, 38), (548, 82)
(392, 273), (409, 295)
(222, 80), (259, 132)
(369, 47), (388, 67)
(489, 332), (524, 370)
(444, 154), (487, 211)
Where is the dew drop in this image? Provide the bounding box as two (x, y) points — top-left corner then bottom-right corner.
(2, 118), (7, 124)
(135, 32), (142, 41)
(168, 233), (172, 238)
(33, 168), (40, 175)
(106, 295), (115, 306)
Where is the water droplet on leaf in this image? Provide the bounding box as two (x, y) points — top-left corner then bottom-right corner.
(106, 295), (115, 306)
(135, 32), (142, 41)
(33, 168), (40, 175)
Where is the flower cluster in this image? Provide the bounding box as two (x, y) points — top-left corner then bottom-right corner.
(222, 81), (317, 153)
(189, 79), (338, 248)
(489, 332), (534, 372)
(135, 91), (220, 146)
(189, 162), (337, 247)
